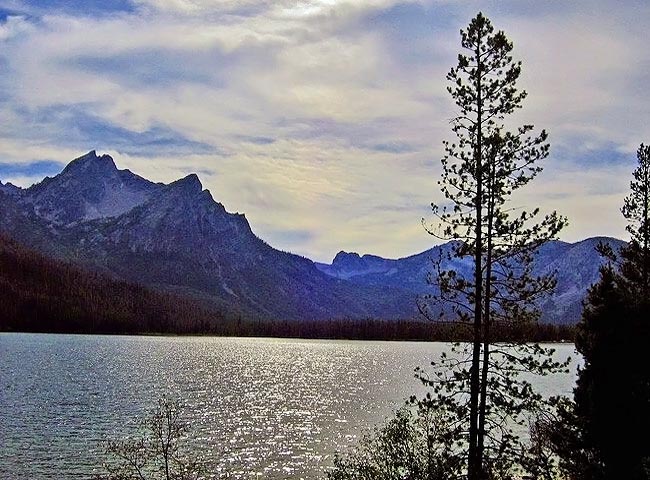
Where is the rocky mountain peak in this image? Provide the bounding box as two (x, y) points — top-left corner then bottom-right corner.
(0, 181), (21, 197)
(62, 150), (117, 176)
(167, 173), (203, 195)
(332, 251), (370, 271)
(104, 168), (252, 254)
(23, 150), (160, 225)
(333, 250), (361, 264)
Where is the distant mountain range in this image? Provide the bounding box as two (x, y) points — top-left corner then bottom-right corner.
(0, 151), (624, 324)
(315, 236), (625, 324)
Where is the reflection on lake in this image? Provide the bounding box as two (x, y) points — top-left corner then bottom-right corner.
(0, 333), (577, 479)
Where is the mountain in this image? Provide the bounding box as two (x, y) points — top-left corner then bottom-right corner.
(21, 150), (161, 225)
(0, 180), (20, 197)
(0, 150), (623, 324)
(315, 241), (472, 294)
(534, 237), (625, 322)
(315, 237), (625, 325)
(0, 151), (415, 321)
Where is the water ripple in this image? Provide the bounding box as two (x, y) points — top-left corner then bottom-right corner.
(0, 334), (576, 479)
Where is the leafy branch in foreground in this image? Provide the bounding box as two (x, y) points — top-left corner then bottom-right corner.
(326, 403), (461, 480)
(96, 397), (205, 480)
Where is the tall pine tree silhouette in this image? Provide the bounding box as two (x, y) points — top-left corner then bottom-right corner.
(419, 12), (567, 479)
(549, 144), (650, 479)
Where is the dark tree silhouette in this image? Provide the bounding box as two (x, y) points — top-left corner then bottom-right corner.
(545, 145), (650, 479)
(419, 12), (567, 479)
(97, 397), (204, 480)
(621, 143), (650, 296)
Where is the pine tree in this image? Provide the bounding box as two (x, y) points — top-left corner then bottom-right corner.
(551, 145), (650, 479)
(419, 12), (567, 479)
(621, 143), (650, 297)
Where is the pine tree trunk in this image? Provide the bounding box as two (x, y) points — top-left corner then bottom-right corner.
(478, 158), (495, 474)
(468, 33), (484, 480)
(643, 162), (649, 295)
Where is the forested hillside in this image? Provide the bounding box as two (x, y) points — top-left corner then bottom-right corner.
(0, 234), (573, 340)
(0, 235), (228, 333)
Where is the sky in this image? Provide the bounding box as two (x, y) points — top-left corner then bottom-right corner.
(0, 0), (648, 262)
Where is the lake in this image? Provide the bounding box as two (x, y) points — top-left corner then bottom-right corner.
(0, 333), (577, 479)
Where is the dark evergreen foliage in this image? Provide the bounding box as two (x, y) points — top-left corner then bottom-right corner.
(0, 235), (228, 333)
(620, 143), (650, 296)
(543, 144), (650, 479)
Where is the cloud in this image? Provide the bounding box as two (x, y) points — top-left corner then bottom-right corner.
(0, 14), (32, 40)
(0, 0), (648, 261)
(369, 141), (416, 154)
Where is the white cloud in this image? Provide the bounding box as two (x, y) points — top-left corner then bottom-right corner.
(0, 0), (647, 260)
(0, 15), (32, 41)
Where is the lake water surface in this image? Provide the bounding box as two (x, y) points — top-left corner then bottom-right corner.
(0, 333), (577, 479)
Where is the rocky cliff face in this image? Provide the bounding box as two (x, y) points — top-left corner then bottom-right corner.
(20, 150), (161, 225)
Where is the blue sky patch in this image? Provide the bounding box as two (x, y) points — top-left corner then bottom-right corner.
(28, 105), (218, 157)
(5, 0), (137, 17)
(238, 136), (276, 145)
(555, 144), (635, 168)
(371, 141), (415, 154)
(0, 8), (17, 21)
(0, 159), (64, 178)
(65, 50), (224, 89)
(365, 3), (453, 37)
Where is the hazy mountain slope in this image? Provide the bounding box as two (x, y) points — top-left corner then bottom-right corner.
(65, 174), (417, 320)
(534, 237), (625, 323)
(316, 237), (625, 324)
(0, 190), (65, 256)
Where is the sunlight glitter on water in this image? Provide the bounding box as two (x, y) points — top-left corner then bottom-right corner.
(0, 334), (577, 479)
